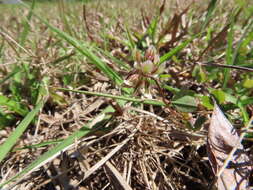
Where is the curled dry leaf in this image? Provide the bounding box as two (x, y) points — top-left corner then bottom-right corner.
(207, 103), (252, 190)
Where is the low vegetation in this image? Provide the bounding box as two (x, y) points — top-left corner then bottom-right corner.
(0, 0), (252, 189)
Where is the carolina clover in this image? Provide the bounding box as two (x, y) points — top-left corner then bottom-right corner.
(124, 46), (166, 99)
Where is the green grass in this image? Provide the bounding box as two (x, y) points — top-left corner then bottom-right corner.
(0, 100), (44, 164)
(0, 0), (252, 189)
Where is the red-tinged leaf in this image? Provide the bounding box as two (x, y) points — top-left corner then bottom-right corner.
(159, 0), (166, 16)
(158, 5), (189, 49)
(198, 8), (242, 61)
(207, 103), (252, 190)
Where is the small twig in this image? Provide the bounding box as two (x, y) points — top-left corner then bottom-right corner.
(0, 28), (35, 57)
(74, 124), (139, 188)
(127, 106), (170, 124)
(149, 76), (170, 105)
(198, 61), (253, 72)
(82, 5), (94, 41)
(33, 165), (77, 190)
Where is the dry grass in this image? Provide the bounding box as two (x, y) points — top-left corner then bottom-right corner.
(0, 0), (252, 189)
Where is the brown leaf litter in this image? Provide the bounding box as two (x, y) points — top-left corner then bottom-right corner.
(207, 103), (252, 190)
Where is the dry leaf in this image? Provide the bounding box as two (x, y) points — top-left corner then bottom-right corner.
(207, 103), (252, 190)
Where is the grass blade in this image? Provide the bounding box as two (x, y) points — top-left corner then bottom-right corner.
(0, 104), (114, 188)
(0, 100), (44, 164)
(58, 0), (73, 36)
(0, 95), (29, 116)
(51, 51), (75, 65)
(43, 22), (123, 86)
(147, 16), (159, 44)
(240, 30), (253, 51)
(125, 26), (136, 51)
(223, 16), (253, 88)
(0, 125), (91, 188)
(19, 0), (36, 46)
(58, 88), (166, 106)
(201, 0), (218, 31)
(18, 1), (124, 87)
(94, 46), (130, 70)
(0, 69), (22, 85)
(0, 37), (4, 57)
(13, 139), (63, 151)
(159, 36), (196, 65)
(222, 17), (235, 88)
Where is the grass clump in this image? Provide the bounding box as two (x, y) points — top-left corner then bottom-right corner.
(0, 0), (252, 189)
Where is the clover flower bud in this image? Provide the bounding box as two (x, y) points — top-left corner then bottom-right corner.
(145, 46), (156, 61)
(140, 60), (155, 74)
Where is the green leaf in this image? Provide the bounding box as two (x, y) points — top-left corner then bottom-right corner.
(211, 89), (226, 104)
(243, 78), (253, 88)
(224, 92), (237, 104)
(159, 35), (196, 65)
(192, 65), (207, 83)
(201, 96), (214, 110)
(163, 84), (180, 94)
(159, 74), (172, 79)
(0, 69), (22, 85)
(0, 100), (44, 164)
(147, 15), (159, 44)
(238, 100), (249, 123)
(240, 31), (253, 53)
(0, 95), (29, 116)
(193, 116), (207, 130)
(223, 15), (253, 88)
(49, 89), (68, 106)
(172, 90), (198, 112)
(9, 67), (24, 101)
(206, 27), (213, 42)
(125, 26), (136, 50)
(62, 74), (74, 86)
(223, 13), (235, 88)
(0, 110), (14, 129)
(186, 115), (207, 131)
(201, 0), (217, 31)
(240, 97), (253, 105)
